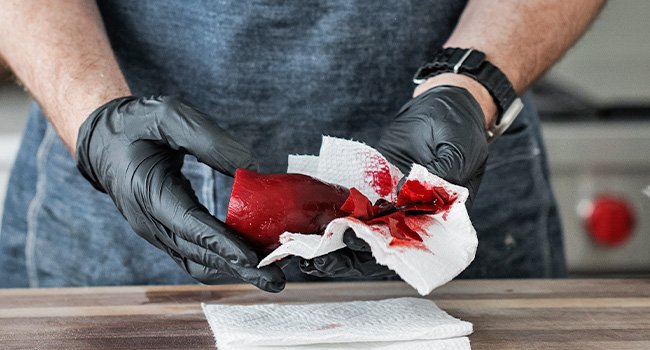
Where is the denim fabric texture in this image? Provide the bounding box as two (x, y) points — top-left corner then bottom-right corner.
(0, 0), (565, 287)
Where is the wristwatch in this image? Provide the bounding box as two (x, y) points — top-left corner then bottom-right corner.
(412, 47), (523, 142)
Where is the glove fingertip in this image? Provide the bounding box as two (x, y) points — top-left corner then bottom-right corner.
(240, 156), (259, 172)
(256, 265), (287, 293)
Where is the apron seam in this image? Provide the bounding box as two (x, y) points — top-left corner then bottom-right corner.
(202, 164), (215, 215)
(25, 124), (57, 288)
(532, 146), (553, 277)
(486, 147), (541, 171)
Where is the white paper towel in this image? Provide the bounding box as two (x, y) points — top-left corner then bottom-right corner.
(202, 297), (472, 350)
(258, 136), (478, 295)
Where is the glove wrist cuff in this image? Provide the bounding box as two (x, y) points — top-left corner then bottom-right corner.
(75, 96), (134, 193)
(413, 48), (523, 142)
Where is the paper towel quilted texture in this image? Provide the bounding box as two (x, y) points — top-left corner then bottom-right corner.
(259, 136), (478, 295)
(299, 136), (404, 203)
(201, 297), (472, 350)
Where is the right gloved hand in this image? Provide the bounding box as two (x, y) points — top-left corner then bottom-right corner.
(76, 96), (286, 292)
(299, 230), (395, 278)
(376, 86), (489, 208)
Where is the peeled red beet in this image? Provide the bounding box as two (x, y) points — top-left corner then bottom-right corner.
(226, 169), (350, 252)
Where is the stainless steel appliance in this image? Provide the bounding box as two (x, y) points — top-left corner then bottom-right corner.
(543, 121), (650, 274)
(536, 82), (650, 275)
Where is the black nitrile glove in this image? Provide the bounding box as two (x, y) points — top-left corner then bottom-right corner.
(299, 230), (394, 278)
(76, 96), (286, 292)
(377, 85), (488, 206)
(300, 85), (488, 279)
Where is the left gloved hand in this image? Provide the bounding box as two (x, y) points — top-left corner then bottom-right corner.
(300, 85), (488, 279)
(76, 96), (286, 292)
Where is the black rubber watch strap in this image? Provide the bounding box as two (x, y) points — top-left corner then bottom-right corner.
(412, 48), (518, 125)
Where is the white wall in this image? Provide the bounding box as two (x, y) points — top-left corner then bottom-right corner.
(545, 1), (650, 104)
(0, 83), (29, 216)
(0, 135), (21, 216)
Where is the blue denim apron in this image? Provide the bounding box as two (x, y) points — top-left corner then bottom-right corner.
(0, 0), (565, 287)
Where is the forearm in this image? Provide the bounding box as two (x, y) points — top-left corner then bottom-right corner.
(417, 0), (605, 125)
(0, 0), (130, 155)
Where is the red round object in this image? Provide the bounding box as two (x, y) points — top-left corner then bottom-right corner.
(585, 195), (635, 247)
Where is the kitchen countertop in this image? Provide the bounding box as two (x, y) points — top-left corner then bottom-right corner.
(1, 279), (649, 349)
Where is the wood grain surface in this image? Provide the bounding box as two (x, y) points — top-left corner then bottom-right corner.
(1, 279), (649, 349)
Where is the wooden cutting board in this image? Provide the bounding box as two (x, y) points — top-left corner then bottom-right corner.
(1, 279), (650, 349)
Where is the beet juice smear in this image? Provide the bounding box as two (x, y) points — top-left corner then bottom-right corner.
(361, 153), (399, 198)
(340, 180), (457, 250)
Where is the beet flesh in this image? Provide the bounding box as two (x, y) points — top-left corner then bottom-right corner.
(226, 169), (350, 251)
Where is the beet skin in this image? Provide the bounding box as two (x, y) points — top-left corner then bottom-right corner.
(226, 169), (350, 251)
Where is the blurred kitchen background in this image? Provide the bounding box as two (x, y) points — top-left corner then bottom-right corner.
(0, 1), (649, 276)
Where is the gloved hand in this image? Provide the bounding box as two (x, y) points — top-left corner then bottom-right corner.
(76, 96), (286, 292)
(377, 85), (488, 205)
(300, 85), (488, 279)
(299, 230), (394, 278)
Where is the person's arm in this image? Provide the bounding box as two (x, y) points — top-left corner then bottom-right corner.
(0, 0), (129, 155)
(301, 0), (606, 279)
(0, 0), (286, 292)
(415, 0), (605, 127)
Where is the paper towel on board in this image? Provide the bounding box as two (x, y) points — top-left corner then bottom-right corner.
(202, 297), (472, 350)
(258, 136), (478, 295)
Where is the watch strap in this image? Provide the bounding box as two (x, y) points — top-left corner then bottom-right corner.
(413, 48), (519, 126)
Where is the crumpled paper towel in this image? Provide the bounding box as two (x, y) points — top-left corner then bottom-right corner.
(258, 136), (478, 295)
(201, 297), (472, 350)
